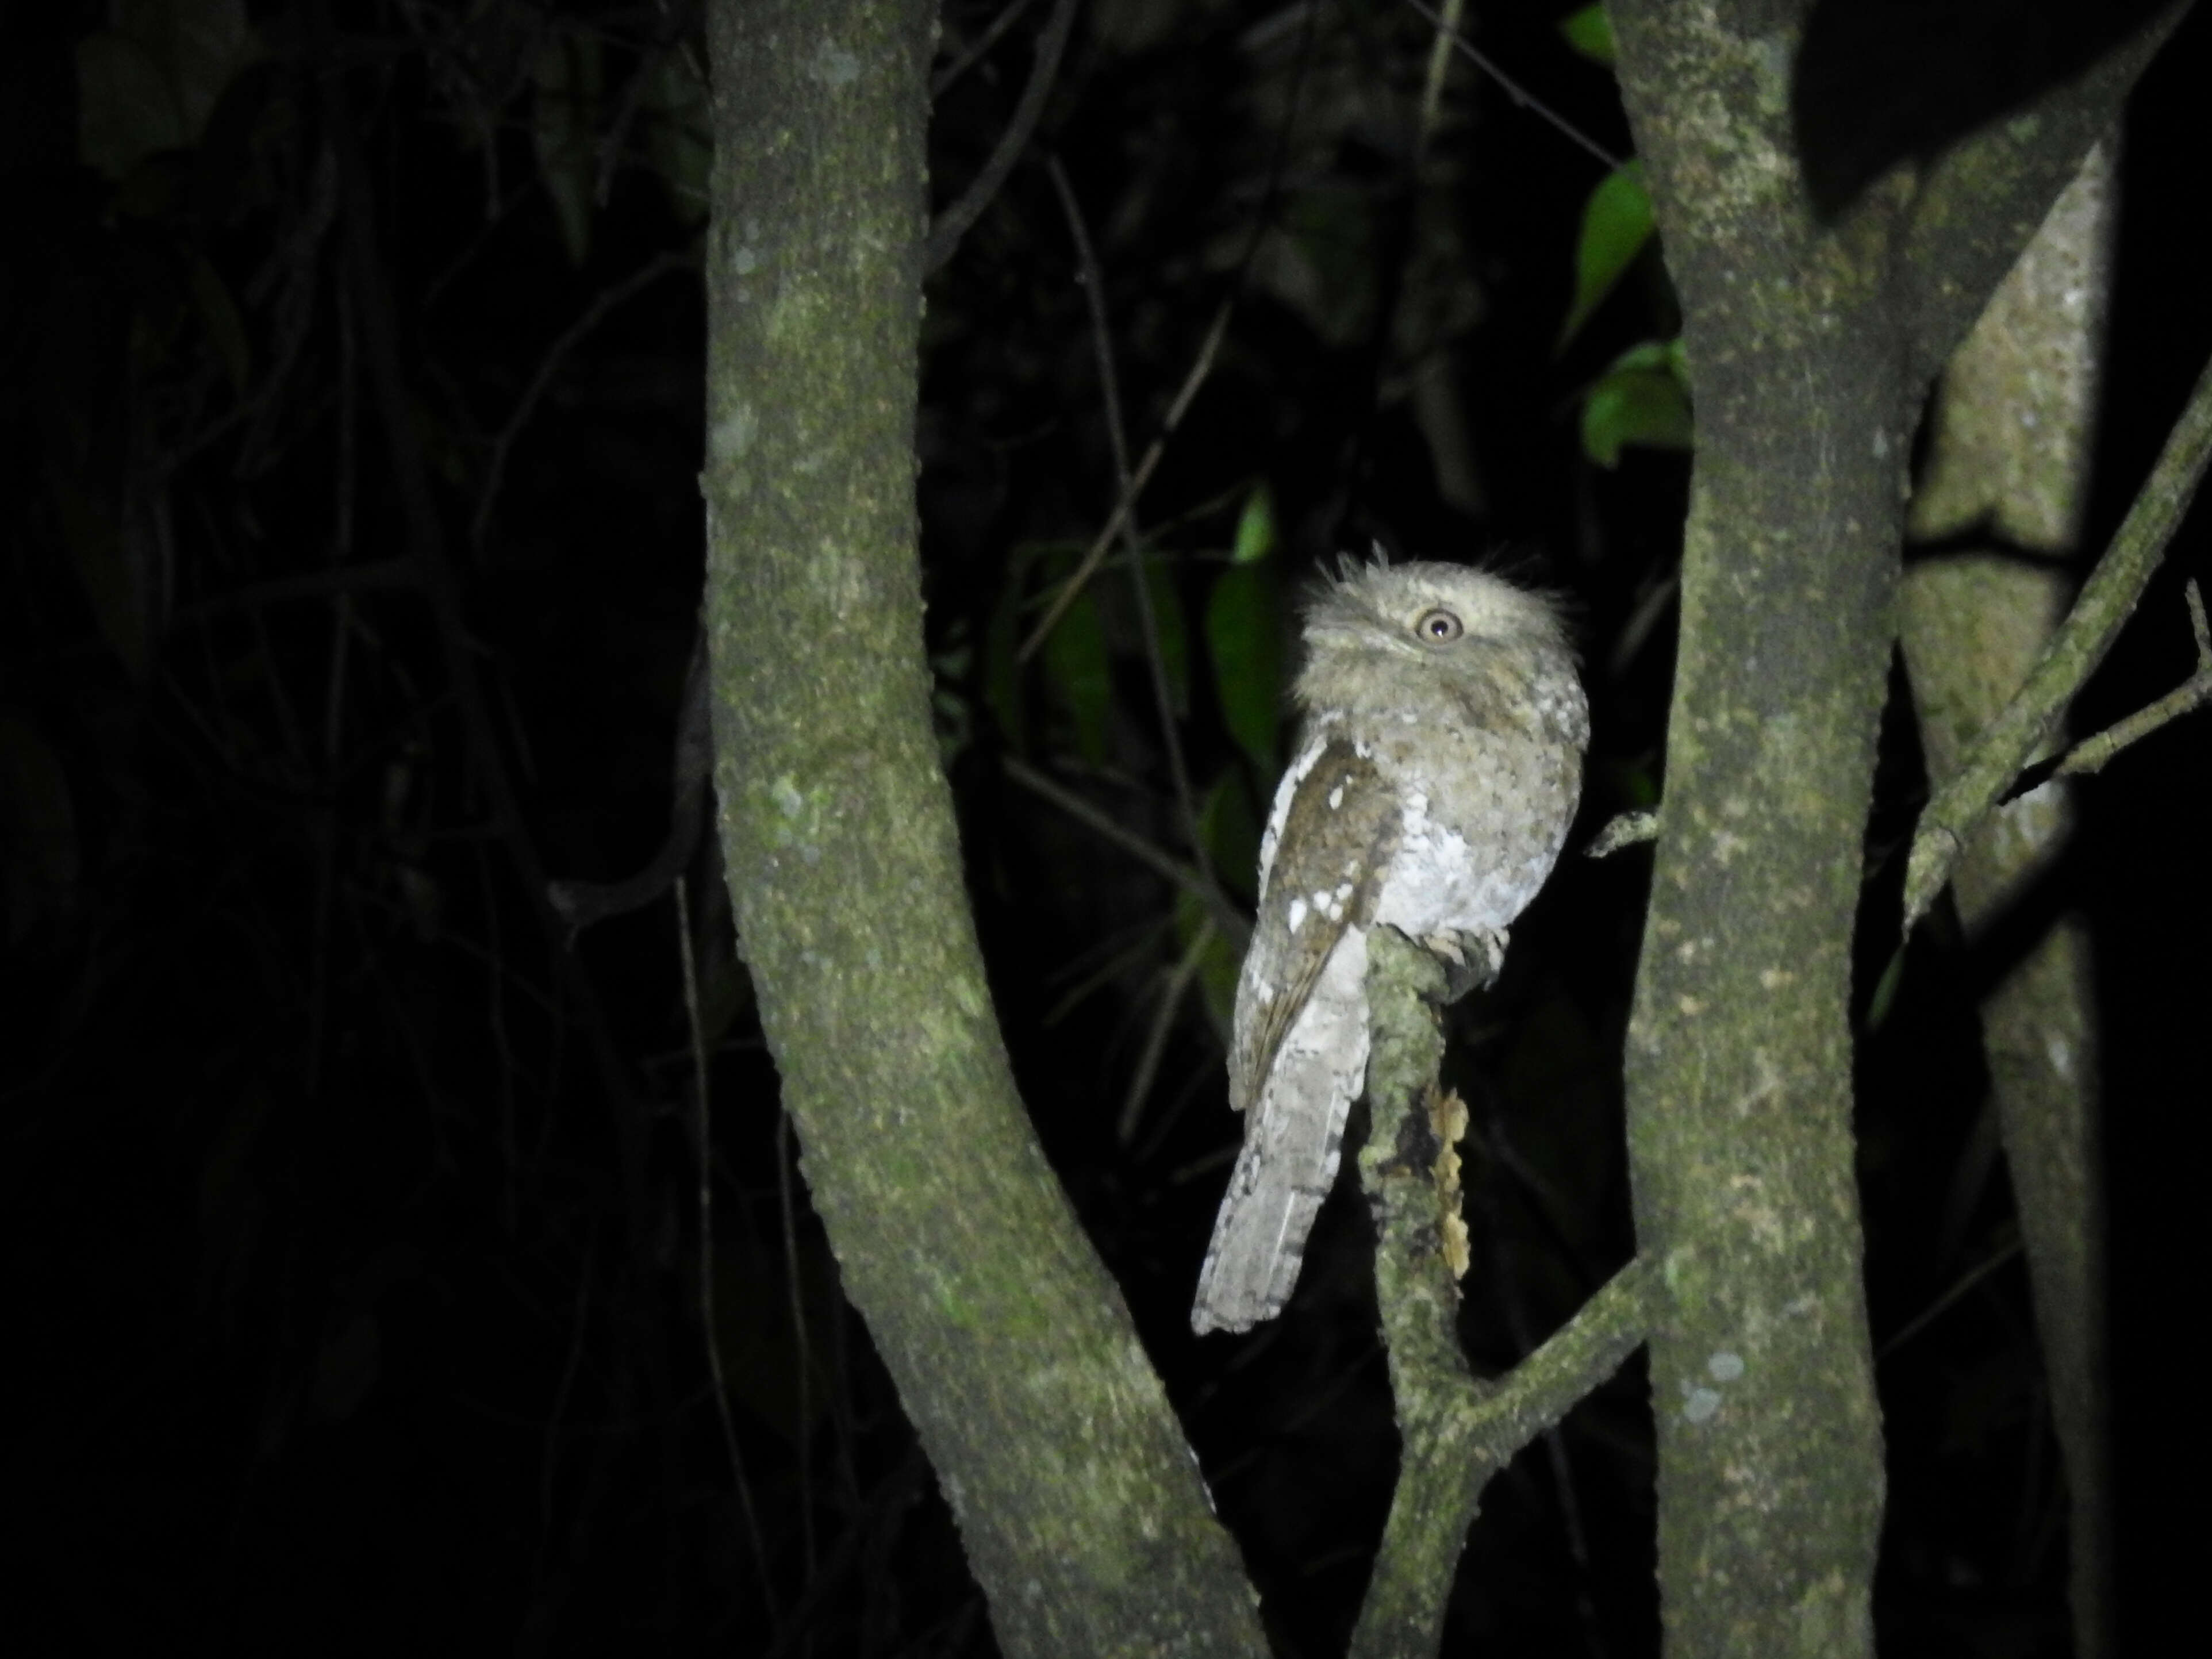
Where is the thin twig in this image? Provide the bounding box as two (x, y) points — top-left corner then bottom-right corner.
(923, 0), (1082, 274)
(548, 634), (712, 930)
(777, 1108), (819, 1582)
(932, 0), (1041, 98)
(2045, 578), (2212, 781)
(539, 1222), (596, 1527)
(1004, 756), (1250, 947)
(1397, 0), (1623, 172)
(1016, 300), (1234, 661)
(1877, 1235), (2024, 1362)
(1414, 0), (1467, 155)
(1117, 919), (1215, 1145)
(1904, 348), (2212, 928)
(1011, 0), (1316, 660)
(677, 875), (779, 1620)
(471, 248), (693, 552)
(1046, 155), (1223, 901)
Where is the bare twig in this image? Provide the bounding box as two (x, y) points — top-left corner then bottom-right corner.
(1004, 756), (1251, 947)
(1117, 919), (1215, 1145)
(1414, 0), (1467, 152)
(471, 248), (693, 553)
(1016, 300), (1234, 661)
(548, 634), (712, 930)
(1877, 1235), (2025, 1362)
(1398, 0), (1623, 172)
(2044, 579), (2212, 781)
(1904, 348), (2212, 928)
(678, 875), (780, 1619)
(537, 1221), (597, 1524)
(923, 0), (1081, 274)
(932, 0), (1041, 98)
(1046, 155), (1224, 903)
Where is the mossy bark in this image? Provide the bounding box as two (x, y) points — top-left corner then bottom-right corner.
(1903, 147), (2115, 1658)
(1606, 6), (2171, 1654)
(697, 4), (1268, 1652)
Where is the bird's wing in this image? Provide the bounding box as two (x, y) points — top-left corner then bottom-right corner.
(1195, 736), (1399, 1334)
(1227, 736), (1399, 1113)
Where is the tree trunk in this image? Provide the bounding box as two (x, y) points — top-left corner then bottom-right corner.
(1607, 6), (2171, 1653)
(697, 4), (1268, 1652)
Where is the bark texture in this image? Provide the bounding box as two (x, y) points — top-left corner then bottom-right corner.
(698, 5), (1268, 1652)
(1606, 5), (2171, 1654)
(1902, 146), (2114, 1658)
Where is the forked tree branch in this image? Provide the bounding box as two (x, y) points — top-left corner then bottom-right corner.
(1904, 348), (2212, 928)
(1350, 927), (1656, 1657)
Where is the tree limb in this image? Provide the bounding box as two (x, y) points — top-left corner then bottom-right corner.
(700, 5), (1268, 1652)
(1904, 346), (2212, 929)
(1349, 927), (1655, 1657)
(923, 0), (1080, 275)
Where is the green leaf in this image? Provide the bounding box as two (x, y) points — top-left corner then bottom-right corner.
(1581, 339), (1692, 467)
(1862, 944), (1907, 1032)
(76, 0), (262, 181)
(1206, 563), (1282, 777)
(1174, 883), (1245, 1042)
(1580, 366), (1692, 467)
(1606, 337), (1682, 377)
(640, 49), (712, 226)
(1231, 481), (1278, 566)
(1040, 589), (1111, 765)
(1136, 552), (1189, 717)
(1558, 161), (1653, 349)
(1197, 770), (1261, 907)
(1560, 4), (1617, 66)
(533, 30), (604, 267)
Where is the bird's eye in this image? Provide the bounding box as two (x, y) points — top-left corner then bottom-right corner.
(1414, 608), (1463, 643)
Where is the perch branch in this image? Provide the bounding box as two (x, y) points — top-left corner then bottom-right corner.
(1349, 927), (1656, 1657)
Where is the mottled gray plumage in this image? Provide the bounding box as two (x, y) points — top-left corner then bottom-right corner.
(1191, 558), (1588, 1335)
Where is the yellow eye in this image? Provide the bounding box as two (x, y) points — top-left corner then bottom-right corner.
(1414, 608), (1462, 643)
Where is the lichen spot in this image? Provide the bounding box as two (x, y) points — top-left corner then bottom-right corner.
(1708, 1350), (1745, 1382)
(1682, 1384), (1723, 1424)
(771, 776), (805, 819)
(811, 40), (861, 87)
(709, 401), (757, 466)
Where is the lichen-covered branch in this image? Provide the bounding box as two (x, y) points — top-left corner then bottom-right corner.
(698, 5), (1268, 1652)
(2052, 579), (2212, 777)
(1605, 6), (2172, 1653)
(1904, 345), (2212, 928)
(1349, 928), (1654, 1658)
(1902, 145), (2118, 1658)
